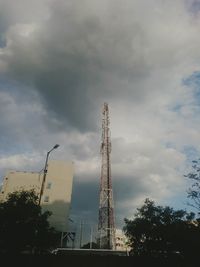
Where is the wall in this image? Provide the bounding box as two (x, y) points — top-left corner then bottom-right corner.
(0, 160), (74, 232)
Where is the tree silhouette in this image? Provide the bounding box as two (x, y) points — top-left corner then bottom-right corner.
(123, 199), (199, 259)
(184, 159), (200, 213)
(0, 189), (59, 254)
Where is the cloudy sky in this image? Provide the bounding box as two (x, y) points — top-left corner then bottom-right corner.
(1, 0), (200, 239)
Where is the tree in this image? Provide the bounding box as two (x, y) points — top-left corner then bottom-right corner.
(123, 199), (199, 259)
(0, 189), (60, 254)
(184, 159), (200, 213)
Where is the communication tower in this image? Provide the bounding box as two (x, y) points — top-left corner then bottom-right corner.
(98, 103), (116, 249)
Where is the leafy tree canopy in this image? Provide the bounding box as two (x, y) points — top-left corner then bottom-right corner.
(124, 199), (199, 259)
(0, 189), (59, 254)
(184, 159), (200, 213)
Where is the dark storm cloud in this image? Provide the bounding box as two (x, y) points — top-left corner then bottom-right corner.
(0, 0), (154, 132)
(1, 0), (200, 134)
(69, 174), (146, 242)
(70, 178), (99, 223)
(70, 171), (150, 228)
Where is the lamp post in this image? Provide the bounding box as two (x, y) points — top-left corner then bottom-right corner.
(38, 144), (59, 205)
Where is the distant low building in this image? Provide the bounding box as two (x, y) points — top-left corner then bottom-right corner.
(115, 229), (131, 252)
(0, 160), (74, 232)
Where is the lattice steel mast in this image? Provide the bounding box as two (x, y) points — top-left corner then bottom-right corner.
(98, 103), (116, 249)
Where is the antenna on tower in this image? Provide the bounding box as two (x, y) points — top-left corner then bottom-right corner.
(98, 102), (116, 250)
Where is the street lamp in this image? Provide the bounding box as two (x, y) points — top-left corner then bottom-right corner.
(38, 144), (60, 205)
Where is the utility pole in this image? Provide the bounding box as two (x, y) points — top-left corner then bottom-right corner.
(79, 220), (83, 248)
(60, 231), (64, 247)
(90, 225), (93, 249)
(98, 103), (116, 250)
(38, 144), (59, 205)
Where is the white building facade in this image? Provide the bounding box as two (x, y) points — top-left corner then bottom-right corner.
(0, 160), (74, 232)
(115, 229), (131, 252)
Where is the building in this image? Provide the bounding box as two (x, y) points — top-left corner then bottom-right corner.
(115, 229), (131, 252)
(0, 160), (74, 232)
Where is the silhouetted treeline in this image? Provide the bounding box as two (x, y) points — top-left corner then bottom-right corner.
(124, 198), (200, 263)
(0, 190), (60, 254)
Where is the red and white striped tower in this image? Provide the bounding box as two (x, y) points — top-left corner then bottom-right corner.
(98, 103), (116, 249)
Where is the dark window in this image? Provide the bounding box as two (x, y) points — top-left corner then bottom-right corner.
(44, 196), (49, 202)
(46, 182), (52, 189)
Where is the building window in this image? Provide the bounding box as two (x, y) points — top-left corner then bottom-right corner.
(44, 196), (49, 202)
(46, 182), (52, 189)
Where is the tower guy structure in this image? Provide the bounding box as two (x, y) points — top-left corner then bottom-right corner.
(98, 102), (116, 250)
